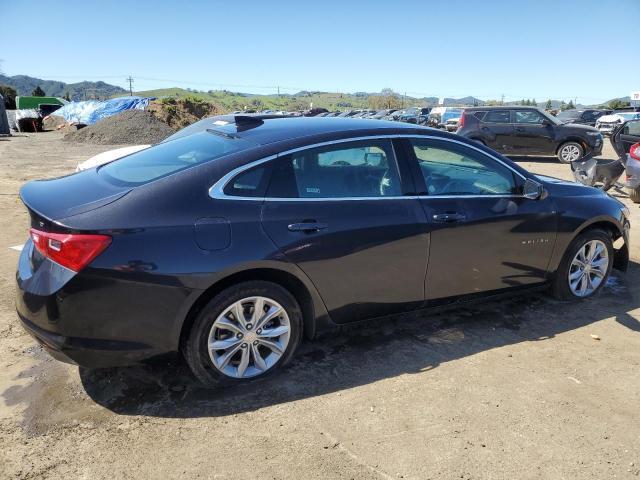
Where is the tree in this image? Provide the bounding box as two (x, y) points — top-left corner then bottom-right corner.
(63, 92), (71, 102)
(567, 100), (575, 109)
(608, 99), (631, 110)
(545, 99), (552, 109)
(0, 85), (17, 109)
(521, 99), (526, 105)
(31, 86), (46, 97)
(531, 99), (537, 107)
(560, 101), (567, 111)
(369, 88), (402, 110)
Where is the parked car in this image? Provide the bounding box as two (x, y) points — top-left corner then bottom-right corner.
(370, 109), (397, 120)
(596, 112), (640, 136)
(611, 119), (640, 203)
(16, 116), (629, 386)
(398, 107), (431, 124)
(556, 109), (611, 127)
(457, 106), (604, 163)
(445, 118), (460, 132)
(427, 107), (463, 129)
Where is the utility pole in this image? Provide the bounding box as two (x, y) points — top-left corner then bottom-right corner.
(126, 76), (134, 96)
(501, 94), (505, 105)
(277, 85), (280, 97)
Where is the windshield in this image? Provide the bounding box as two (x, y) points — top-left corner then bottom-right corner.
(99, 130), (256, 186)
(619, 113), (640, 120)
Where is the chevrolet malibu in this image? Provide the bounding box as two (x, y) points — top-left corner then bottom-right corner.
(16, 116), (630, 387)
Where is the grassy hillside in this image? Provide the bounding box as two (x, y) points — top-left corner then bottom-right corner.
(117, 88), (485, 112)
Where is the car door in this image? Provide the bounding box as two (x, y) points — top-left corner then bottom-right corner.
(479, 110), (515, 152)
(260, 138), (430, 324)
(511, 110), (555, 154)
(402, 137), (557, 301)
(612, 120), (640, 158)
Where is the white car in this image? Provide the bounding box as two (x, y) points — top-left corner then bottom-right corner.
(595, 112), (640, 135)
(75, 144), (151, 171)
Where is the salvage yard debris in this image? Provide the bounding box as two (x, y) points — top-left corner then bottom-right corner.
(62, 110), (175, 145)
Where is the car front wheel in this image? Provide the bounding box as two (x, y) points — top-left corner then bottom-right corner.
(552, 229), (613, 301)
(557, 141), (584, 163)
(184, 281), (302, 387)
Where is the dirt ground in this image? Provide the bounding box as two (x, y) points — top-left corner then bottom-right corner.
(0, 131), (639, 480)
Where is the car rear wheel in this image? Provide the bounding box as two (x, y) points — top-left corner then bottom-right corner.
(184, 281), (302, 387)
(552, 229), (613, 301)
(557, 142), (584, 163)
(628, 187), (640, 204)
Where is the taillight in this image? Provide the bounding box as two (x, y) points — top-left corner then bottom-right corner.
(458, 112), (466, 128)
(29, 228), (111, 272)
(630, 143), (640, 161)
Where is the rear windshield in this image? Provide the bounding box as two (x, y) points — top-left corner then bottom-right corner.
(98, 130), (255, 186)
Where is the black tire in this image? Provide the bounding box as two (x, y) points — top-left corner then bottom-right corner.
(551, 228), (614, 301)
(557, 141), (584, 164)
(183, 281), (303, 388)
(628, 187), (640, 204)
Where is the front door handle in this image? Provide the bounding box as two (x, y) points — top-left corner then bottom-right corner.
(287, 222), (328, 233)
(432, 212), (466, 223)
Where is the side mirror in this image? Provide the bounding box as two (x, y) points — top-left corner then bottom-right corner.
(523, 178), (544, 200)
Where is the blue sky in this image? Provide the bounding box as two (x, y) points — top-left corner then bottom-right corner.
(1, 0), (638, 103)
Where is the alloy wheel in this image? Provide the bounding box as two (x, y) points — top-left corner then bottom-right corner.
(208, 296), (291, 378)
(568, 240), (609, 297)
(560, 144), (581, 162)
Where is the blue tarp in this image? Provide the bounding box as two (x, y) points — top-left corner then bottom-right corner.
(51, 96), (154, 125)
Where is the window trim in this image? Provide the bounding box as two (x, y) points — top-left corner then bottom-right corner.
(208, 135), (527, 201)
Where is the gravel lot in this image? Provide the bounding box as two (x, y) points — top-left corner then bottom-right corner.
(1, 131), (639, 479)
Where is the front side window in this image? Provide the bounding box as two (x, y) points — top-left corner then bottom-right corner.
(410, 139), (517, 196)
(484, 110), (511, 123)
(267, 140), (402, 198)
(514, 110), (545, 124)
(624, 121), (640, 136)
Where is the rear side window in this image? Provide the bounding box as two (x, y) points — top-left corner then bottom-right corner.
(472, 111), (487, 120)
(267, 140), (402, 198)
(224, 164), (269, 197)
(484, 110), (511, 123)
(99, 131), (255, 186)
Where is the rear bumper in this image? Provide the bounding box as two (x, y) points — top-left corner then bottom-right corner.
(17, 312), (155, 367)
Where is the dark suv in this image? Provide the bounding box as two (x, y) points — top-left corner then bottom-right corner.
(457, 107), (604, 163)
(556, 109), (612, 127)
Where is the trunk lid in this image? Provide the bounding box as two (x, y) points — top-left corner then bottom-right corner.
(20, 169), (130, 224)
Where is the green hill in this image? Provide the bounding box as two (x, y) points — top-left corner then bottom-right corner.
(0, 74), (127, 101)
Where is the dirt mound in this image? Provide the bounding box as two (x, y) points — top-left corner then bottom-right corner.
(63, 110), (176, 145)
(42, 114), (67, 131)
(147, 97), (221, 129)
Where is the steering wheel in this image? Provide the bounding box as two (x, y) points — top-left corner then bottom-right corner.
(441, 179), (472, 195)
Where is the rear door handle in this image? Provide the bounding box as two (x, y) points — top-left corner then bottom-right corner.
(432, 212), (466, 223)
(287, 222), (328, 233)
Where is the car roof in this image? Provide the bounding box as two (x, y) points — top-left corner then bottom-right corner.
(207, 116), (440, 145)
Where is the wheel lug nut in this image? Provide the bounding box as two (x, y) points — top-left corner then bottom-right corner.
(241, 343), (247, 348)
(256, 328), (262, 334)
(253, 340), (258, 346)
(237, 333), (243, 339)
(246, 323), (252, 330)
